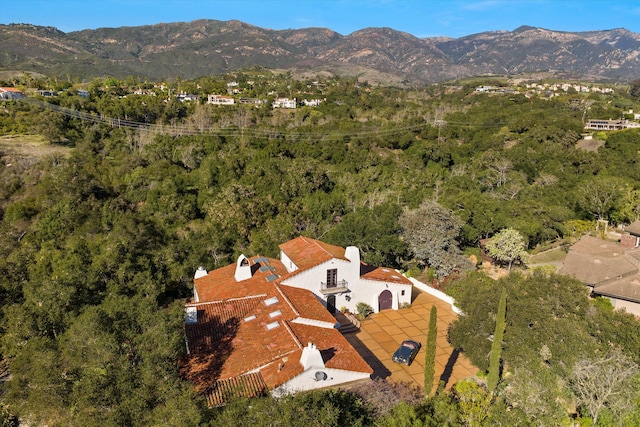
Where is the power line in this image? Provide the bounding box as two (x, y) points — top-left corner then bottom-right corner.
(22, 97), (506, 140)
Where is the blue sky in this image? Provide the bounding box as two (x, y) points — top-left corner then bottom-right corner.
(1, 0), (638, 38)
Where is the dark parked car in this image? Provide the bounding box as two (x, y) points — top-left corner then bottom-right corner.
(392, 339), (421, 365)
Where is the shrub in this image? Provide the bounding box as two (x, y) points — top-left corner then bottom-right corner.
(355, 302), (374, 319)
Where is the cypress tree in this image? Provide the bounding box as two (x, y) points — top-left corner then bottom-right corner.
(424, 305), (438, 396)
(487, 288), (507, 393)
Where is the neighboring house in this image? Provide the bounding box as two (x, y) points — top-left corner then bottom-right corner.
(621, 220), (640, 248)
(560, 235), (640, 316)
(176, 92), (199, 102)
(207, 94), (235, 105)
(36, 89), (57, 97)
(273, 97), (297, 109)
(239, 97), (265, 106)
(302, 99), (322, 107)
(0, 87), (26, 100)
(584, 119), (639, 131)
(181, 237), (413, 405)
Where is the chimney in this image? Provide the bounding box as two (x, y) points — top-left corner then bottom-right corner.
(300, 342), (325, 370)
(235, 254), (252, 282)
(194, 266), (208, 279)
(345, 246), (360, 264)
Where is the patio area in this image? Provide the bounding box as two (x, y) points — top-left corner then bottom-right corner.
(342, 290), (478, 394)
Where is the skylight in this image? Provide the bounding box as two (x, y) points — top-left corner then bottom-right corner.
(269, 310), (282, 318)
(266, 321), (280, 330)
(264, 296), (279, 306)
(244, 315), (257, 322)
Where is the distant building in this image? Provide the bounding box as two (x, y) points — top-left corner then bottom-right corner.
(0, 87), (25, 100)
(36, 90), (57, 97)
(585, 119), (639, 131)
(207, 94), (235, 105)
(176, 92), (199, 102)
(273, 97), (297, 109)
(302, 99), (323, 107)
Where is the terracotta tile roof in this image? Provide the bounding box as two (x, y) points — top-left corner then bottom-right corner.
(182, 261), (373, 402)
(361, 266), (412, 285)
(279, 236), (348, 270)
(276, 284), (338, 324)
(0, 87), (22, 92)
(288, 322), (373, 374)
(180, 296), (301, 393)
(204, 372), (268, 407)
(194, 256), (288, 302)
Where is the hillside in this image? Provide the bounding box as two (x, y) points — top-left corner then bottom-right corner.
(1, 20), (639, 83)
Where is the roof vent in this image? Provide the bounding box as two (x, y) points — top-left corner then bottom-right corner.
(314, 371), (328, 381)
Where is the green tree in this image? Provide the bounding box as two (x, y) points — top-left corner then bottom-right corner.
(570, 349), (640, 425)
(453, 379), (490, 427)
(484, 228), (528, 272)
(486, 288), (506, 393)
(424, 306), (438, 396)
(576, 176), (625, 222)
(400, 200), (473, 278)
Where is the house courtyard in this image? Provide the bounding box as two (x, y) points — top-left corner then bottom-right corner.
(343, 290), (478, 394)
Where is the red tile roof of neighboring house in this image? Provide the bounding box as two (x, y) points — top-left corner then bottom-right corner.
(0, 87), (22, 92)
(279, 236), (348, 270)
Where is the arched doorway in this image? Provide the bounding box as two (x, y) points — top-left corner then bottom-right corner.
(378, 290), (392, 311)
(327, 295), (336, 314)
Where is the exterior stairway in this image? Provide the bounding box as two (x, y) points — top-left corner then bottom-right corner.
(334, 310), (361, 334)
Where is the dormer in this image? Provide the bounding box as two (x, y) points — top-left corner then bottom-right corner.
(235, 254), (253, 282)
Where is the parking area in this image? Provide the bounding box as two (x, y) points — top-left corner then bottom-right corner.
(344, 290), (477, 394)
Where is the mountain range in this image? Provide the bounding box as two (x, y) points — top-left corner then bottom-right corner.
(1, 20), (639, 84)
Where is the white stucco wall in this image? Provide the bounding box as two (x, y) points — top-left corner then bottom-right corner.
(271, 367), (371, 397)
(610, 297), (640, 317)
(279, 259), (412, 313)
(280, 250), (298, 273)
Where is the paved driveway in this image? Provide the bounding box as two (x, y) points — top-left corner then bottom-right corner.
(344, 290), (477, 394)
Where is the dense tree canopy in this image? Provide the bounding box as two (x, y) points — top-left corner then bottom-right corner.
(1, 71), (639, 424)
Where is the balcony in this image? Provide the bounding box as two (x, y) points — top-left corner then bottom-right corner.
(320, 279), (349, 295)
